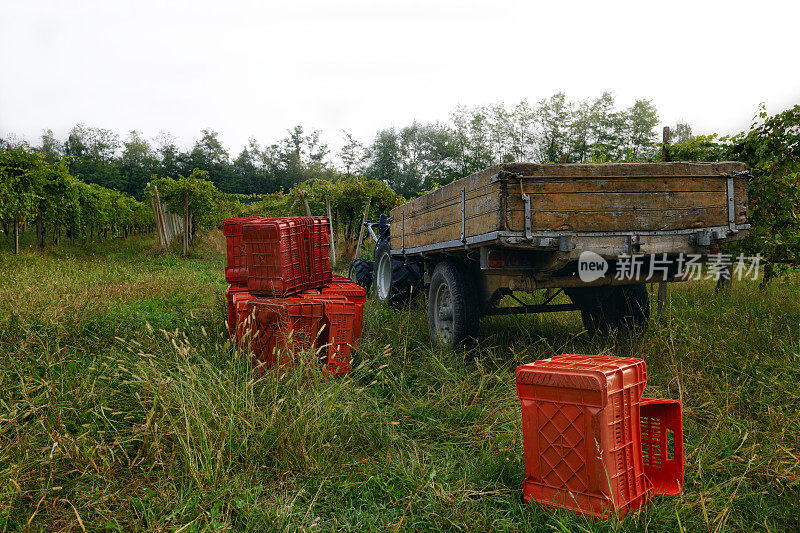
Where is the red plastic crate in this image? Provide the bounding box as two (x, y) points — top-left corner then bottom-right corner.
(301, 217), (332, 289)
(640, 398), (684, 496)
(321, 280), (366, 340)
(247, 297), (324, 369)
(243, 218), (307, 297)
(516, 354), (651, 519)
(223, 217), (267, 283)
(225, 284), (249, 338)
(299, 292), (356, 374)
(243, 217), (332, 297)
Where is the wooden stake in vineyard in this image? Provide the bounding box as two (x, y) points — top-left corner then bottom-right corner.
(325, 194), (336, 266)
(183, 191), (189, 257)
(354, 196), (372, 261)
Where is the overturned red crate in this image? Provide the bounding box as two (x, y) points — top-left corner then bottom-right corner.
(223, 217), (266, 283)
(247, 297), (324, 369)
(243, 218), (307, 297)
(516, 354), (651, 519)
(225, 284), (249, 339)
(230, 290), (255, 342)
(321, 279), (366, 340)
(299, 292), (356, 374)
(233, 292), (256, 342)
(640, 398), (684, 496)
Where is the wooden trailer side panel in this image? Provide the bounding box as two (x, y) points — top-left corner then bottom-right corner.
(390, 162), (749, 251)
(505, 176), (747, 232)
(389, 168), (502, 251)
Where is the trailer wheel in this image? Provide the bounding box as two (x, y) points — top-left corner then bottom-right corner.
(373, 241), (420, 307)
(617, 284), (650, 331)
(349, 258), (373, 292)
(428, 262), (481, 348)
(565, 284), (649, 334)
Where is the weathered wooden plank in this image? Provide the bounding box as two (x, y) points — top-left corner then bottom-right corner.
(520, 176), (747, 200)
(400, 185), (499, 218)
(524, 209), (729, 232)
(398, 169), (495, 215)
(521, 177), (728, 194)
(392, 211), (500, 249)
(499, 161), (747, 178)
(402, 183), (498, 216)
(391, 193), (500, 249)
(507, 191), (726, 213)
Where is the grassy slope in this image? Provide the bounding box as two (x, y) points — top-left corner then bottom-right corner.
(1, 233), (798, 531)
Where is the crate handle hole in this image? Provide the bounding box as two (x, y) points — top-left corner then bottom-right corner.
(666, 428), (675, 461)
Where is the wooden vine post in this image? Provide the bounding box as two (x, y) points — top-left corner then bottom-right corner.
(325, 194), (336, 266)
(152, 185), (167, 248)
(182, 191), (189, 257)
(354, 196), (372, 261)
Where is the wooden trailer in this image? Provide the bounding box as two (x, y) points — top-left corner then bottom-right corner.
(365, 162), (750, 347)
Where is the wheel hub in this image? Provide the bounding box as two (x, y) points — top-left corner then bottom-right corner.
(434, 283), (454, 344)
(376, 253), (391, 301)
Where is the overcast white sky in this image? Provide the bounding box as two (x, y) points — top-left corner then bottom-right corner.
(1, 0), (798, 158)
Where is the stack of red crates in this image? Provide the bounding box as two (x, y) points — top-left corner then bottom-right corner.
(516, 354), (684, 519)
(222, 216), (365, 374)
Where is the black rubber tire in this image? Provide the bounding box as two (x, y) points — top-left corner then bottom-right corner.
(373, 241), (421, 308)
(617, 284), (650, 332)
(427, 261), (481, 349)
(349, 258), (373, 292)
(565, 284), (649, 334)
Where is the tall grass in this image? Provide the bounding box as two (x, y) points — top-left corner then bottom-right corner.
(1, 233), (798, 530)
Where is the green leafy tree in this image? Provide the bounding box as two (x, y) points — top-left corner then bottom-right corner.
(0, 142), (47, 253)
(120, 130), (159, 198)
(728, 104), (800, 272)
(339, 131), (366, 177)
(535, 92), (573, 163)
(625, 99), (659, 159)
(38, 160), (81, 246)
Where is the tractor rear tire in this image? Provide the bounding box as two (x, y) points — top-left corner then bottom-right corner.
(373, 241), (421, 308)
(349, 258), (373, 292)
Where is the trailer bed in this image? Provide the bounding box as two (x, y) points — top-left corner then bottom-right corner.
(389, 162), (749, 257)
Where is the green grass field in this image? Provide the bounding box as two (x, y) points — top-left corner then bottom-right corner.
(1, 233), (799, 531)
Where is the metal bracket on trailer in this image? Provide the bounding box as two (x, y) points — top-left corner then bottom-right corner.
(460, 187), (466, 244)
(517, 179), (532, 241)
(724, 170), (750, 233)
(726, 176), (736, 232)
(401, 212), (405, 254)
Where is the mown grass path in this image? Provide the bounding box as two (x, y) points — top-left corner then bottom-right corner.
(1, 233), (799, 531)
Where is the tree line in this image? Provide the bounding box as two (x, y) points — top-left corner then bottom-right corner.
(2, 94), (797, 272)
(29, 92), (665, 200)
(0, 137), (404, 257)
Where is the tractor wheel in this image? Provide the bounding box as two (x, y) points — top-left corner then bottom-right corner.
(373, 241), (421, 307)
(349, 258), (373, 292)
